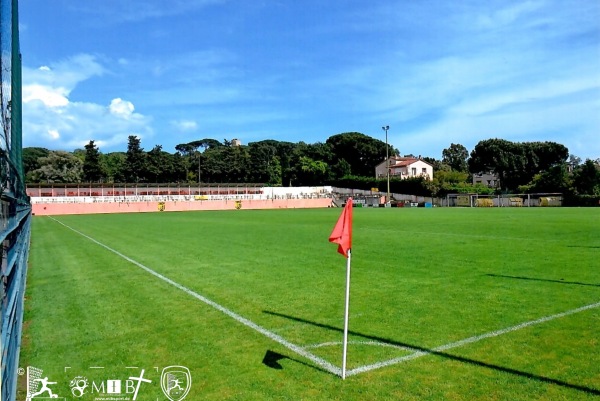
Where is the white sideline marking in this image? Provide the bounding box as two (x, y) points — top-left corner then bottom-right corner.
(347, 300), (600, 377)
(48, 217), (600, 379)
(49, 217), (342, 377)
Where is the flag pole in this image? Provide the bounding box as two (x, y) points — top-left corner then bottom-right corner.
(342, 249), (351, 380)
(328, 197), (353, 380)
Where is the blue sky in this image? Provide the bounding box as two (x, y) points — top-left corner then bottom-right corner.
(19, 0), (600, 160)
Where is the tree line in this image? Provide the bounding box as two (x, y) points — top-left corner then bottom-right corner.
(23, 133), (600, 200)
(23, 133), (396, 187)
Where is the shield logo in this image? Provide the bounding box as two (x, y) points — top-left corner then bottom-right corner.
(160, 366), (192, 401)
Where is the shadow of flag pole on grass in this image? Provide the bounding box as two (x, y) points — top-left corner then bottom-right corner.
(485, 273), (600, 287)
(263, 310), (600, 396)
(262, 350), (288, 370)
(261, 350), (336, 375)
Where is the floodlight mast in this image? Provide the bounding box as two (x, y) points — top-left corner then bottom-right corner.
(382, 125), (390, 204)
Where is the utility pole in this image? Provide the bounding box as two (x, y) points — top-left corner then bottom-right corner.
(382, 125), (390, 204)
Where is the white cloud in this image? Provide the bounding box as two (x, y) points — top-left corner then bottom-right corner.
(48, 129), (60, 139)
(24, 54), (105, 91)
(171, 119), (198, 132)
(109, 98), (135, 118)
(23, 84), (69, 107)
(22, 54), (153, 151)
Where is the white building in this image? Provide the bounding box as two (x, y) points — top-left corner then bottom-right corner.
(375, 156), (433, 180)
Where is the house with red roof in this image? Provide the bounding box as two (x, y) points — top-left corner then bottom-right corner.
(375, 156), (433, 180)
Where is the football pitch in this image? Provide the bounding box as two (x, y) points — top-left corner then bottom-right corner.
(21, 207), (599, 400)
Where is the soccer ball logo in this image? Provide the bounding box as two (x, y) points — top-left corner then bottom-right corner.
(161, 366), (192, 401)
(69, 376), (89, 398)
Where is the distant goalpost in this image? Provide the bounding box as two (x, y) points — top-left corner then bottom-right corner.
(446, 193), (563, 207)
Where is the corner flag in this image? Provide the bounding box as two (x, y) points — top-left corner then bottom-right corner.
(329, 198), (352, 258)
(329, 197), (353, 379)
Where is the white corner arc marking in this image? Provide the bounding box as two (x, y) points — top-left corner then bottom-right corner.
(346, 300), (600, 377)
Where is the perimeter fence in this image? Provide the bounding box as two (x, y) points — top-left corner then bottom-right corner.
(1, 2), (31, 401)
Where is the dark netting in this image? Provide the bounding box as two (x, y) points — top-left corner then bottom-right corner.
(1, 1), (31, 401)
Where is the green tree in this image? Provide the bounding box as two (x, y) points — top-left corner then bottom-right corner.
(434, 169), (469, 185)
(72, 148), (86, 162)
(175, 142), (197, 182)
(521, 164), (571, 193)
(102, 152), (126, 182)
(276, 141), (297, 186)
(294, 142), (334, 184)
(568, 154), (582, 168)
(170, 152), (187, 182)
(83, 140), (104, 182)
(571, 159), (600, 195)
(248, 141), (280, 184)
(200, 144), (251, 183)
(223, 145), (251, 182)
(147, 145), (167, 183)
(23, 147), (50, 182)
(298, 156), (328, 185)
(195, 139), (222, 183)
(188, 138), (223, 150)
(326, 132), (395, 178)
(332, 158), (351, 179)
(176, 139), (224, 183)
(469, 139), (568, 191)
(123, 135), (147, 182)
(159, 151), (181, 183)
(201, 147), (225, 183)
(442, 143), (469, 172)
(265, 157), (282, 186)
(30, 151), (83, 183)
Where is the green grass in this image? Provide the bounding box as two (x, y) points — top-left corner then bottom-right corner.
(20, 207), (600, 400)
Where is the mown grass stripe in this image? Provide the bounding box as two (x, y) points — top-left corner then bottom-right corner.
(48, 216), (342, 377)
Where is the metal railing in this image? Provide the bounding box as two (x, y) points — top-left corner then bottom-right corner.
(1, 197), (31, 401)
(1, 1), (29, 399)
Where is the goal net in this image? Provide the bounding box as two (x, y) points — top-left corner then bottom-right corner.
(446, 193), (563, 207)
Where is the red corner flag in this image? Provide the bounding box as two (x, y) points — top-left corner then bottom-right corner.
(329, 198), (353, 258)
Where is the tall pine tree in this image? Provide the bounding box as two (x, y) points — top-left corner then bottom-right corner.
(83, 140), (104, 182)
(124, 135), (147, 182)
